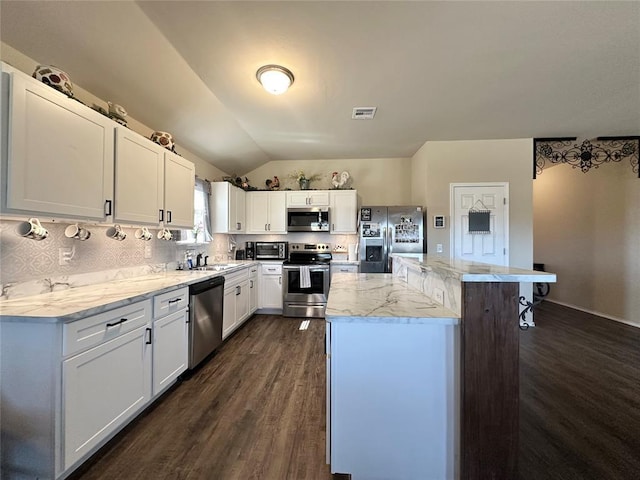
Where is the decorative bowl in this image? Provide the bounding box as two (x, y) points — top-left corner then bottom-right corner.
(32, 65), (73, 97)
(150, 131), (174, 150)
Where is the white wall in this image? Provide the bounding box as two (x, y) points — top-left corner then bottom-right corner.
(534, 162), (640, 326)
(412, 139), (533, 271)
(243, 157), (413, 206)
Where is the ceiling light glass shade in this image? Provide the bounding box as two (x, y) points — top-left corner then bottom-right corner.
(256, 65), (294, 95)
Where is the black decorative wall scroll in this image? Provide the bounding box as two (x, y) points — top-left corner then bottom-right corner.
(533, 136), (639, 179)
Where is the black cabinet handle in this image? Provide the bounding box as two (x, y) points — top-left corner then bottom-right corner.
(106, 318), (127, 328)
(105, 200), (112, 216)
(159, 209), (164, 222)
(236, 285), (241, 296)
(167, 210), (172, 223)
(145, 327), (152, 345)
(168, 298), (182, 305)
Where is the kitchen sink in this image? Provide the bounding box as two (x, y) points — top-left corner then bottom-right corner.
(203, 264), (237, 271)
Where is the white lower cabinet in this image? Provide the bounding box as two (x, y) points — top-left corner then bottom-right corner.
(151, 287), (189, 396)
(152, 309), (188, 396)
(63, 325), (152, 469)
(1, 290), (191, 480)
(259, 263), (283, 310)
(249, 265), (258, 314)
(222, 266), (251, 339)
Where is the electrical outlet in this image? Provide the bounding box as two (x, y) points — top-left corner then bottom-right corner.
(436, 243), (443, 253)
(144, 244), (152, 259)
(58, 247), (74, 266)
(434, 287), (445, 306)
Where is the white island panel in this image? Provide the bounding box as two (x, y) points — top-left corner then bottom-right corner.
(330, 320), (459, 480)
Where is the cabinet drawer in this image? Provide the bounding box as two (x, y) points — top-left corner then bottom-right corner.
(63, 300), (152, 356)
(261, 264), (282, 275)
(224, 267), (249, 287)
(331, 264), (359, 274)
(153, 286), (189, 320)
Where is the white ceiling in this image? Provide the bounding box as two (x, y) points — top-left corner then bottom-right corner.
(1, 1), (639, 175)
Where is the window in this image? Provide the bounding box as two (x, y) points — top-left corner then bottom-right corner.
(178, 178), (212, 244)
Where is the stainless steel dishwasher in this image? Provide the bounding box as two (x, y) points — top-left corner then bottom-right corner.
(188, 275), (225, 369)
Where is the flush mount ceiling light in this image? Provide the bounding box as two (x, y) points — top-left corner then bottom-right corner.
(256, 64), (294, 95)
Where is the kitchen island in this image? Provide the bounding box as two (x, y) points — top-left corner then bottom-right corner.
(325, 255), (556, 480)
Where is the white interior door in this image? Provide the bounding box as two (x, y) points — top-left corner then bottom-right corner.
(451, 183), (509, 266)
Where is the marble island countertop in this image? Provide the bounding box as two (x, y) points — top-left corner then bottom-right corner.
(0, 262), (254, 322)
(326, 273), (459, 325)
(392, 253), (557, 283)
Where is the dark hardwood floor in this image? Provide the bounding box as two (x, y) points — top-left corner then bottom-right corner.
(519, 302), (640, 480)
(71, 304), (640, 480)
(70, 315), (332, 480)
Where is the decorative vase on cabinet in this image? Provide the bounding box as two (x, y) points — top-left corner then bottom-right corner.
(299, 179), (310, 190)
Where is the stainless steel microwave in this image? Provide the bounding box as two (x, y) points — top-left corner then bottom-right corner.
(287, 207), (330, 232)
(255, 241), (288, 260)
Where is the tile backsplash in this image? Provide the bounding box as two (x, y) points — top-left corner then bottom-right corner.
(0, 219), (233, 298)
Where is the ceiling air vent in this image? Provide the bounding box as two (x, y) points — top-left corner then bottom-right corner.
(352, 107), (377, 120)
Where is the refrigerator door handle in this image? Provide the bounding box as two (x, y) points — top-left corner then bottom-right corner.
(387, 225), (393, 272)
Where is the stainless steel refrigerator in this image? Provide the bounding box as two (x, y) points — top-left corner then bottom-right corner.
(359, 206), (425, 273)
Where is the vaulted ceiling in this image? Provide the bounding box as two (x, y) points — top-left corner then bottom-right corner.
(2, 1), (638, 175)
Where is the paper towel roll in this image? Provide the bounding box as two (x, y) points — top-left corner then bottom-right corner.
(348, 244), (358, 261)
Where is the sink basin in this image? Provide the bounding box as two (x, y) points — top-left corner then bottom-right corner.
(203, 264), (237, 272)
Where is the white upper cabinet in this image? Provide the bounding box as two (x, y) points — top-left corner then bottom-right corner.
(246, 191), (286, 234)
(163, 151), (195, 229)
(286, 190), (330, 207)
(114, 128), (194, 227)
(211, 182), (246, 233)
(114, 126), (165, 225)
(1, 64), (114, 220)
(330, 190), (358, 234)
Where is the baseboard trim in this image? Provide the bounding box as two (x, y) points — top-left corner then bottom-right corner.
(546, 299), (640, 329)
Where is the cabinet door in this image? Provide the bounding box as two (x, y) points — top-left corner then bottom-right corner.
(222, 287), (237, 339)
(114, 127), (164, 224)
(267, 191), (287, 233)
(211, 182), (244, 233)
(152, 309), (188, 396)
(330, 190), (358, 234)
(164, 152), (195, 228)
(4, 69), (114, 220)
(309, 191), (330, 206)
(236, 281), (250, 324)
(249, 268), (258, 314)
(286, 191), (310, 207)
(63, 325), (151, 469)
(260, 275), (283, 309)
(246, 191), (269, 233)
(331, 264), (359, 275)
(233, 187), (246, 232)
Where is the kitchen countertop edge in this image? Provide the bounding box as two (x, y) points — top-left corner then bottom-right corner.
(0, 262), (257, 323)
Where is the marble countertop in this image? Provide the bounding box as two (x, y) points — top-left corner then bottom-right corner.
(330, 260), (360, 265)
(326, 273), (459, 325)
(392, 254), (557, 283)
(0, 262), (254, 323)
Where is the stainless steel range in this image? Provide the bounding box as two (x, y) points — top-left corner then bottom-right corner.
(282, 243), (332, 318)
